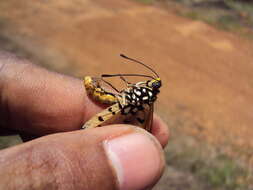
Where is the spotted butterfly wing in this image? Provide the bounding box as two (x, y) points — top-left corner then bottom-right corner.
(120, 103), (153, 131)
(82, 102), (154, 132)
(82, 103), (122, 129)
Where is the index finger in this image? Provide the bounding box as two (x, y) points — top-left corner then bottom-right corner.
(0, 52), (101, 134)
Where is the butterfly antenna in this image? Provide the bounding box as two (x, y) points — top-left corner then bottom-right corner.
(102, 74), (155, 80)
(120, 54), (159, 78)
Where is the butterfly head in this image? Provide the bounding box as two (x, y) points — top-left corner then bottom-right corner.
(151, 78), (162, 89)
(145, 78), (161, 97)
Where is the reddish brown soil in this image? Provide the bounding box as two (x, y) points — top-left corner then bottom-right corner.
(0, 0), (253, 168)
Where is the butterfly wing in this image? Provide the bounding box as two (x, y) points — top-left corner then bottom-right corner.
(82, 103), (122, 129)
(121, 103), (154, 132)
(82, 102), (154, 132)
(143, 103), (154, 132)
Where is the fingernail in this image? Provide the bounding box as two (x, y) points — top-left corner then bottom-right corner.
(103, 130), (165, 190)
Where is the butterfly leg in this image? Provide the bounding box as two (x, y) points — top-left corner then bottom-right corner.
(100, 77), (120, 93)
(120, 75), (132, 86)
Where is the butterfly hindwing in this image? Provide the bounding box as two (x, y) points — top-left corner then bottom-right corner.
(145, 103), (153, 132)
(121, 103), (153, 132)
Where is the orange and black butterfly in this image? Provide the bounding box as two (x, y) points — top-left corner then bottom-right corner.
(82, 54), (162, 132)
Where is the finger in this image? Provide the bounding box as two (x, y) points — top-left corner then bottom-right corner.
(0, 125), (165, 190)
(18, 115), (170, 148)
(0, 52), (102, 134)
(152, 115), (169, 148)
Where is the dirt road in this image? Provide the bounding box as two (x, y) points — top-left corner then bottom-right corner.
(0, 0), (253, 169)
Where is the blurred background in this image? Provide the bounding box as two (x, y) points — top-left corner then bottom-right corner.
(0, 0), (253, 189)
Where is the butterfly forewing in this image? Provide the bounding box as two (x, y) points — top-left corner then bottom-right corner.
(82, 103), (121, 129)
(82, 102), (154, 132)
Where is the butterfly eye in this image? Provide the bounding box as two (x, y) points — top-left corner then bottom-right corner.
(152, 81), (161, 89)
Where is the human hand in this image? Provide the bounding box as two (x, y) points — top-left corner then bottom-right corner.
(0, 52), (169, 190)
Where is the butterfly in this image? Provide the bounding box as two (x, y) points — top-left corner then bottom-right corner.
(81, 54), (162, 132)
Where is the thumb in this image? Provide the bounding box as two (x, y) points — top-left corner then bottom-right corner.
(0, 125), (165, 190)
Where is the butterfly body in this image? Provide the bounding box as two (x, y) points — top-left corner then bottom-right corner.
(82, 55), (161, 132)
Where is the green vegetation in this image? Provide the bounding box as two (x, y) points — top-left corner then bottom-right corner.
(135, 0), (155, 4)
(135, 0), (253, 39)
(165, 136), (252, 190)
(0, 136), (22, 149)
(196, 155), (249, 189)
(217, 15), (242, 30)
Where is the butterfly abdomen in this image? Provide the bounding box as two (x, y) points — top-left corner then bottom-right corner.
(84, 76), (117, 104)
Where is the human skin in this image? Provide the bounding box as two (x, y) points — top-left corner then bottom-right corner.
(0, 52), (169, 190)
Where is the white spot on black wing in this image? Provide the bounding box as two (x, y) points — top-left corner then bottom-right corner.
(126, 95), (131, 100)
(122, 106), (131, 115)
(134, 89), (142, 96)
(132, 107), (138, 113)
(142, 96), (149, 100)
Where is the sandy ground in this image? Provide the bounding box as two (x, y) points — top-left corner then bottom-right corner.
(0, 0), (253, 188)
